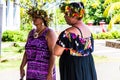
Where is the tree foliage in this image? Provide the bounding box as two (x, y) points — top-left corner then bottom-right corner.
(83, 0), (110, 25)
(103, 0), (120, 31)
(19, 0), (120, 31)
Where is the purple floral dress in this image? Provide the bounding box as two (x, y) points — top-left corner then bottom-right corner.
(25, 28), (56, 80)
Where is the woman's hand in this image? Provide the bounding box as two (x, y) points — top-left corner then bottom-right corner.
(20, 52), (27, 79)
(47, 73), (53, 80)
(20, 68), (25, 79)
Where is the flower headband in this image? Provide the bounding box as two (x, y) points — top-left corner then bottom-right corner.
(59, 2), (85, 19)
(27, 6), (53, 26)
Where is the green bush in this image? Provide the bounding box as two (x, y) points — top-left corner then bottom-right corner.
(93, 31), (120, 39)
(92, 33), (98, 39)
(111, 31), (120, 39)
(97, 32), (113, 39)
(2, 30), (28, 42)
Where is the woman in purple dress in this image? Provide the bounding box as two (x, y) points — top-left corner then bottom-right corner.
(20, 7), (57, 80)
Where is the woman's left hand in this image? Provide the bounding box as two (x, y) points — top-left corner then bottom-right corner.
(47, 73), (53, 80)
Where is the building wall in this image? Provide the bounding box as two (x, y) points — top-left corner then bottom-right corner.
(0, 0), (20, 32)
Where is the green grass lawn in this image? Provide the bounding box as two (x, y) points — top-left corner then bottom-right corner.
(0, 59), (21, 71)
(1, 42), (118, 71)
(0, 42), (24, 71)
(0, 51), (23, 71)
(0, 54), (109, 71)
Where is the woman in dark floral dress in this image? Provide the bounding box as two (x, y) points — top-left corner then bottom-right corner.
(54, 2), (97, 80)
(20, 6), (57, 80)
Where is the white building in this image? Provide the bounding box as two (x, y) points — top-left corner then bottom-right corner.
(0, 0), (20, 32)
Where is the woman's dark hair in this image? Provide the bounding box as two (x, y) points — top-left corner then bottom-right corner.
(42, 18), (48, 27)
(70, 2), (84, 9)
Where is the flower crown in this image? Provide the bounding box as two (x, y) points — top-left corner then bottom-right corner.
(59, 2), (85, 19)
(27, 6), (53, 26)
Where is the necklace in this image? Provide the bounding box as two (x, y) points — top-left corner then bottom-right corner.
(33, 28), (46, 38)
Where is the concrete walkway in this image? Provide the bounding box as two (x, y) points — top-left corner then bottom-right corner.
(0, 40), (120, 80)
(93, 40), (120, 80)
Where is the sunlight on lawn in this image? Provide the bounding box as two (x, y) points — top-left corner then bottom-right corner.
(0, 42), (120, 71)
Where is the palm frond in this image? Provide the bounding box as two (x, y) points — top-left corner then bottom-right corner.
(104, 0), (120, 6)
(103, 5), (111, 17)
(107, 14), (120, 31)
(112, 0), (120, 2)
(103, 0), (112, 6)
(103, 2), (120, 17)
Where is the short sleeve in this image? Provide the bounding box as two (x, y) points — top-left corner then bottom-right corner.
(56, 31), (71, 48)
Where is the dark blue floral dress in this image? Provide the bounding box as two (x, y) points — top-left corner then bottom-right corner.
(56, 29), (97, 80)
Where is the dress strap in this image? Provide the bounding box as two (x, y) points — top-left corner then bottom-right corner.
(42, 27), (49, 36)
(28, 29), (35, 38)
(73, 26), (83, 38)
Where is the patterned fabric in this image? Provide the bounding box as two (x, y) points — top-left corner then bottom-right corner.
(57, 31), (94, 56)
(56, 30), (97, 80)
(25, 28), (56, 80)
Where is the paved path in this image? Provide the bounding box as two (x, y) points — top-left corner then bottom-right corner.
(93, 40), (120, 80)
(0, 40), (120, 80)
(0, 70), (20, 80)
(96, 62), (120, 80)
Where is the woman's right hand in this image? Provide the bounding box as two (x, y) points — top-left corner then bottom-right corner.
(20, 68), (25, 79)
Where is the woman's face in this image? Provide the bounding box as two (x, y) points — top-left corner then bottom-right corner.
(32, 17), (43, 26)
(64, 14), (78, 25)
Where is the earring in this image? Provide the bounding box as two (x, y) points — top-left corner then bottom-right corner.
(42, 23), (44, 26)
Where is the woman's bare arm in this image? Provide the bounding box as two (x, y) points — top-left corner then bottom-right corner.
(46, 29), (57, 79)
